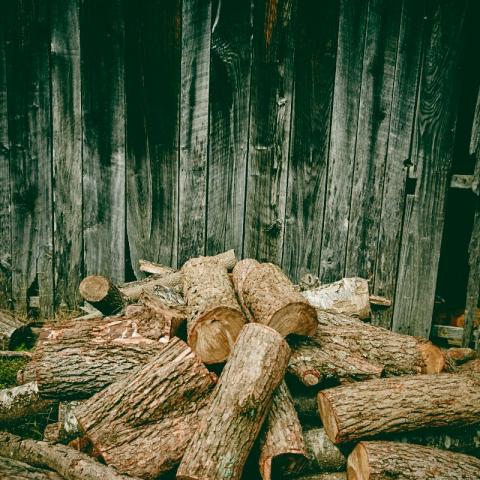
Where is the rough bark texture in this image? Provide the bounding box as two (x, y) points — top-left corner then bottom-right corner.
(44, 401), (82, 444)
(177, 323), (291, 480)
(446, 347), (477, 365)
(301, 278), (371, 319)
(0, 432), (137, 480)
(231, 259), (260, 322)
(0, 310), (25, 349)
(302, 428), (346, 474)
(318, 373), (480, 444)
(182, 256), (246, 364)
(236, 262), (318, 337)
(0, 382), (55, 426)
(459, 358), (480, 374)
(295, 474), (346, 480)
(138, 259), (176, 276)
(78, 276), (126, 315)
(19, 316), (167, 399)
(119, 274), (181, 301)
(259, 381), (308, 480)
(74, 337), (216, 479)
(0, 456), (64, 480)
(0, 350), (32, 359)
(348, 441), (480, 480)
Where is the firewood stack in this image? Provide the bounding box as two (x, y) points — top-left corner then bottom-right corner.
(1, 249), (480, 480)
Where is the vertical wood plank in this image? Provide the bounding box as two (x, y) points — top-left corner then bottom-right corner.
(282, 0), (339, 281)
(51, 0), (83, 310)
(81, 0), (125, 282)
(243, 0), (296, 264)
(0, 9), (12, 309)
(5, 0), (54, 315)
(392, 0), (468, 337)
(178, 0), (211, 266)
(125, 0), (181, 277)
(206, 0), (253, 257)
(319, 0), (369, 283)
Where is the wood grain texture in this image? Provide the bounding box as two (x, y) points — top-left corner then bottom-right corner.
(319, 0), (369, 283)
(81, 0), (125, 283)
(282, 0), (339, 282)
(125, 0), (181, 275)
(243, 0), (296, 264)
(372, 0), (426, 328)
(5, 0), (53, 315)
(51, 0), (83, 310)
(392, 0), (468, 337)
(206, 0), (253, 257)
(178, 0), (211, 266)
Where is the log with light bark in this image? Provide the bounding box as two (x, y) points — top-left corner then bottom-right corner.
(347, 441), (480, 480)
(0, 350), (32, 359)
(44, 401), (83, 444)
(0, 310), (30, 350)
(177, 323), (291, 480)
(295, 474), (346, 480)
(317, 373), (480, 444)
(138, 259), (176, 276)
(74, 337), (216, 479)
(79, 276), (126, 315)
(302, 428), (346, 474)
(0, 432), (138, 480)
(232, 261), (318, 337)
(446, 347), (477, 365)
(0, 382), (56, 426)
(0, 456), (64, 480)
(231, 258), (260, 321)
(459, 358), (480, 374)
(182, 255), (246, 364)
(301, 278), (371, 320)
(18, 316), (167, 399)
(259, 381), (308, 480)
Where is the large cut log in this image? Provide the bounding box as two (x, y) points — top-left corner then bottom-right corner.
(0, 382), (55, 426)
(288, 311), (444, 387)
(74, 337), (216, 479)
(295, 475), (346, 480)
(177, 323), (291, 480)
(182, 256), (246, 363)
(317, 373), (480, 444)
(0, 432), (138, 480)
(347, 441), (480, 480)
(79, 276), (126, 315)
(259, 381), (308, 480)
(232, 261), (318, 337)
(18, 316), (167, 399)
(301, 278), (371, 319)
(0, 456), (64, 480)
(0, 310), (30, 350)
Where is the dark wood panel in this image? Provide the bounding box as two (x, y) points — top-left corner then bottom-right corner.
(81, 0), (125, 282)
(178, 0), (211, 266)
(5, 0), (53, 315)
(125, 0), (181, 276)
(206, 0), (253, 257)
(243, 0), (296, 264)
(392, 0), (468, 337)
(51, 0), (83, 310)
(372, 0), (427, 328)
(319, 0), (369, 283)
(283, 0), (339, 282)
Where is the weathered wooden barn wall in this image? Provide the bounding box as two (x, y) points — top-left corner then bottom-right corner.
(0, 0), (478, 337)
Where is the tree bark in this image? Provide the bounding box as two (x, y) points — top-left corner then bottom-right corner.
(0, 350), (32, 359)
(231, 258), (260, 321)
(295, 473), (346, 480)
(182, 256), (246, 364)
(43, 401), (83, 444)
(0, 456), (64, 480)
(233, 261), (318, 337)
(259, 381), (308, 480)
(301, 278), (371, 319)
(0, 382), (56, 426)
(177, 323), (291, 480)
(347, 441), (480, 480)
(317, 373), (480, 444)
(79, 276), (126, 315)
(302, 428), (347, 474)
(446, 347), (477, 365)
(459, 358), (480, 374)
(74, 337), (216, 480)
(0, 432), (139, 480)
(18, 316), (167, 400)
(138, 259), (176, 275)
(0, 310), (28, 350)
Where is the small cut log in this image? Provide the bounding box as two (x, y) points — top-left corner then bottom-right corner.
(177, 323), (291, 480)
(446, 347), (477, 365)
(0, 456), (63, 480)
(302, 428), (346, 474)
(74, 337), (216, 479)
(347, 441), (480, 480)
(0, 310), (29, 350)
(317, 373), (480, 444)
(459, 358), (480, 374)
(182, 255), (246, 363)
(138, 259), (176, 276)
(79, 276), (126, 315)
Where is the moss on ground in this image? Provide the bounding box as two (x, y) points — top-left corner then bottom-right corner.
(0, 358), (28, 389)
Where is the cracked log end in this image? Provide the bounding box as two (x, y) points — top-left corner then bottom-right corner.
(347, 443), (369, 480)
(316, 393), (339, 445)
(270, 302), (318, 337)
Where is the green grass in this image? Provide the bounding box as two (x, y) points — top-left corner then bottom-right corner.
(0, 358), (28, 389)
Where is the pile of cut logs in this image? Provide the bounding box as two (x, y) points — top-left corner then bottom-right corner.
(1, 250), (480, 480)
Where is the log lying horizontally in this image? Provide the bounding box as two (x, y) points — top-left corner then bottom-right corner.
(19, 316), (167, 399)
(0, 432), (138, 480)
(74, 337), (216, 479)
(182, 255), (246, 363)
(177, 324), (291, 480)
(0, 310), (32, 350)
(232, 260), (318, 337)
(317, 373), (480, 444)
(347, 441), (480, 479)
(259, 381), (308, 480)
(0, 456), (64, 480)
(79, 276), (126, 315)
(295, 474), (346, 480)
